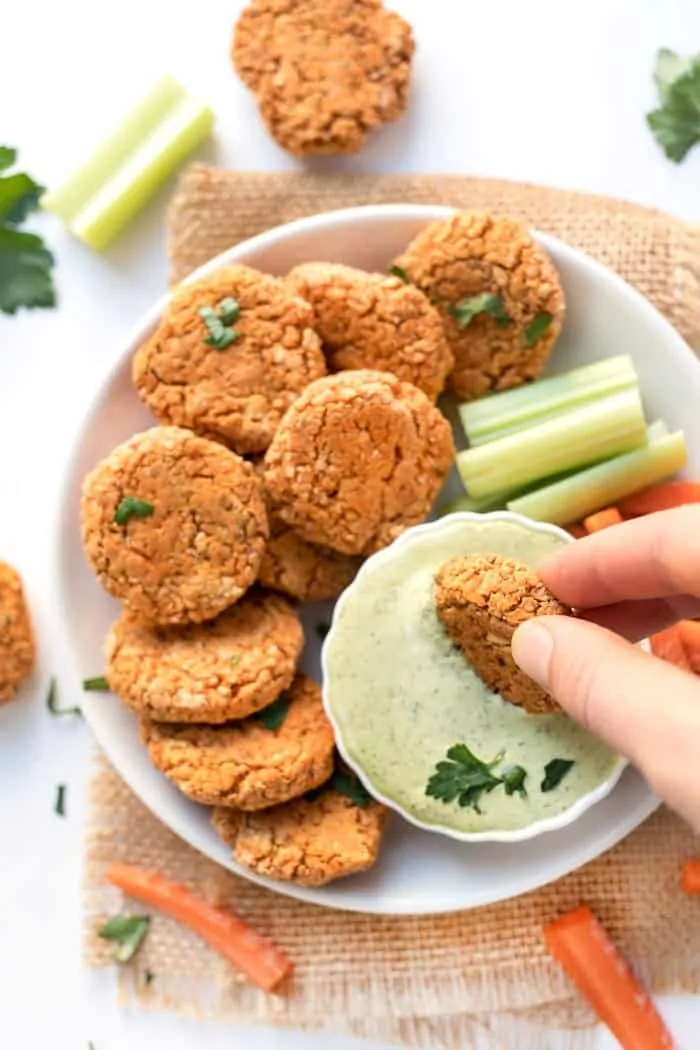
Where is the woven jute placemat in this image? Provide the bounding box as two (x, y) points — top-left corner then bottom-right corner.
(84, 166), (700, 1049)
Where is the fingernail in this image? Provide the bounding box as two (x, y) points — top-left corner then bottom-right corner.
(512, 620), (554, 690)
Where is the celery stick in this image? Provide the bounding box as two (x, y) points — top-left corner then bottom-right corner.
(457, 390), (648, 500)
(42, 76), (214, 251)
(460, 356), (637, 446)
(646, 419), (669, 441)
(438, 491), (514, 516)
(507, 431), (687, 525)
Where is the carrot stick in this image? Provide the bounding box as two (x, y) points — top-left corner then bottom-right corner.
(567, 523), (587, 539)
(650, 625), (692, 672)
(106, 862), (292, 992)
(543, 905), (674, 1050)
(618, 481), (700, 517)
(583, 507), (623, 533)
(682, 860), (700, 893)
(677, 620), (700, 673)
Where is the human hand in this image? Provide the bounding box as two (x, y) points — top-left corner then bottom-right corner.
(511, 506), (700, 829)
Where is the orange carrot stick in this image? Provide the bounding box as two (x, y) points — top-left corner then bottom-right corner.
(682, 860), (700, 893)
(583, 507), (623, 533)
(650, 625), (692, 672)
(677, 620), (700, 673)
(618, 481), (700, 517)
(106, 862), (292, 992)
(544, 905), (674, 1050)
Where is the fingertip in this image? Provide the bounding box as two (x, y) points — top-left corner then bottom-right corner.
(511, 619), (554, 690)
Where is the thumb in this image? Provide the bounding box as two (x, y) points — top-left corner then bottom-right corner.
(512, 616), (700, 830)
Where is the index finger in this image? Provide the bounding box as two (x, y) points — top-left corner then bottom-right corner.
(539, 504), (700, 608)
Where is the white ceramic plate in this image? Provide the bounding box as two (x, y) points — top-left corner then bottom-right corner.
(56, 204), (700, 915)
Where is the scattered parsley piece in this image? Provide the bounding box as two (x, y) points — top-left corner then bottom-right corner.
(144, 970), (155, 986)
(55, 783), (66, 816)
(83, 676), (110, 692)
(331, 770), (372, 808)
(647, 48), (700, 163)
(229, 653), (241, 667)
(0, 147), (56, 315)
(98, 914), (150, 963)
(253, 694), (290, 731)
(449, 292), (510, 330)
(198, 299), (241, 349)
(46, 676), (82, 717)
(541, 758), (575, 793)
(502, 765), (528, 798)
(114, 497), (154, 525)
(315, 622), (331, 641)
(524, 311), (553, 347)
(217, 297), (241, 325)
(426, 743), (504, 813)
(389, 264), (411, 284)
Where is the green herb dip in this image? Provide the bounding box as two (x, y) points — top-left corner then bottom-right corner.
(324, 518), (619, 834)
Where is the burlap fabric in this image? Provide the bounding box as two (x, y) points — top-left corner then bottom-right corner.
(84, 166), (700, 1049)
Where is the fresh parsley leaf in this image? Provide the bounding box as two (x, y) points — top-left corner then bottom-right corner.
(426, 743), (504, 813)
(502, 765), (528, 798)
(0, 172), (44, 225)
(218, 297), (241, 325)
(331, 770), (372, 808)
(83, 676), (109, 692)
(524, 311), (553, 347)
(99, 915), (150, 963)
(541, 758), (575, 793)
(448, 292), (510, 330)
(647, 49), (700, 162)
(198, 300), (241, 349)
(0, 149), (56, 315)
(46, 676), (82, 717)
(315, 622), (331, 641)
(114, 497), (154, 525)
(253, 694), (290, 731)
(55, 783), (66, 816)
(0, 148), (17, 171)
(229, 653), (241, 667)
(389, 264), (411, 284)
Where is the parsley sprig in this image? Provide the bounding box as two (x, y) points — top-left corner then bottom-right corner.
(98, 915), (150, 963)
(198, 297), (241, 349)
(0, 147), (56, 315)
(647, 48), (700, 162)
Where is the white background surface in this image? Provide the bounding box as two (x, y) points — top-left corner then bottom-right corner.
(1, 1), (700, 1047)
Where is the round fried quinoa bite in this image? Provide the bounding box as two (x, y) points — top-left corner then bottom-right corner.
(392, 211), (566, 401)
(434, 553), (569, 714)
(285, 262), (453, 400)
(81, 427), (268, 625)
(231, 0), (414, 157)
(212, 789), (388, 887)
(263, 371), (455, 556)
(0, 562), (35, 704)
(132, 265), (325, 455)
(141, 675), (335, 810)
(105, 590), (303, 723)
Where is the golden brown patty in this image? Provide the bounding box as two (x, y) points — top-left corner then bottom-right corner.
(105, 591), (303, 723)
(141, 675), (335, 810)
(0, 562), (35, 704)
(258, 515), (361, 602)
(132, 265), (325, 454)
(286, 263), (453, 400)
(232, 0), (414, 156)
(393, 211), (565, 401)
(263, 370), (455, 555)
(434, 553), (568, 714)
(81, 426), (267, 625)
(212, 787), (388, 886)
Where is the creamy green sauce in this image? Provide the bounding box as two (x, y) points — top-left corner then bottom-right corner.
(325, 519), (618, 833)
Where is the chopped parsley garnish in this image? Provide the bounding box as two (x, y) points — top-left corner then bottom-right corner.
(98, 914), (150, 963)
(144, 970), (155, 986)
(647, 48), (700, 162)
(83, 676), (110, 692)
(229, 653), (241, 667)
(253, 694), (290, 731)
(46, 676), (82, 717)
(114, 497), (153, 525)
(389, 264), (411, 284)
(541, 758), (575, 792)
(524, 311), (553, 347)
(198, 298), (242, 349)
(331, 769), (372, 808)
(315, 622), (331, 641)
(449, 292), (510, 330)
(426, 743), (505, 813)
(502, 764), (528, 798)
(0, 146), (56, 315)
(55, 783), (66, 816)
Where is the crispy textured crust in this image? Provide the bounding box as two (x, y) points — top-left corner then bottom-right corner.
(263, 370), (454, 555)
(132, 266), (325, 454)
(212, 789), (388, 886)
(0, 562), (35, 703)
(105, 591), (303, 723)
(434, 553), (568, 714)
(286, 263), (453, 400)
(232, 0), (414, 156)
(141, 675), (335, 810)
(81, 427), (268, 625)
(393, 212), (566, 401)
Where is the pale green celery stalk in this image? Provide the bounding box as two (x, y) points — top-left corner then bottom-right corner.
(507, 431), (687, 526)
(42, 75), (214, 250)
(457, 390), (647, 500)
(646, 419), (669, 441)
(437, 491), (515, 516)
(459, 356), (637, 446)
